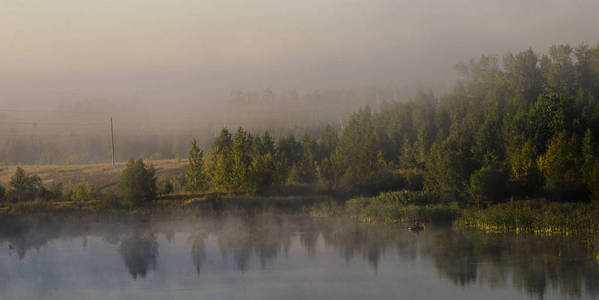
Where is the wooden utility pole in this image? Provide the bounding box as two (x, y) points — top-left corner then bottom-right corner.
(110, 117), (115, 167)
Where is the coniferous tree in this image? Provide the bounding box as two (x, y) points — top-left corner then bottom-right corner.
(231, 127), (253, 190)
(211, 153), (231, 191)
(185, 139), (208, 192)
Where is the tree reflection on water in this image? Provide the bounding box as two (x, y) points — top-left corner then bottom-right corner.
(119, 233), (158, 279)
(0, 213), (598, 298)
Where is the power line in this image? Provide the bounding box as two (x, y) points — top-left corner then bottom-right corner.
(0, 121), (106, 126)
(0, 134), (96, 138)
(0, 109), (111, 115)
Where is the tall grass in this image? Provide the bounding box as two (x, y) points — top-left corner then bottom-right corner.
(459, 199), (599, 235)
(311, 190), (459, 224)
(311, 190), (599, 236)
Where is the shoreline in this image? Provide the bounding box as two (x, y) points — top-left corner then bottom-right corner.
(2, 192), (598, 237)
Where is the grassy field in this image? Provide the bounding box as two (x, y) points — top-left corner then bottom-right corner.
(0, 159), (188, 192)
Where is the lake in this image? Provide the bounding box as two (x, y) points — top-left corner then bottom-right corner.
(0, 213), (597, 299)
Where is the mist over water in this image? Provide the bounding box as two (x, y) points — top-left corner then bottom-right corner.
(0, 214), (597, 300)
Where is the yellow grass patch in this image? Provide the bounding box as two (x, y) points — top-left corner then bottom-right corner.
(0, 159), (188, 192)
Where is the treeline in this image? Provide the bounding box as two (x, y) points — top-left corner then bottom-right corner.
(0, 167), (100, 203)
(186, 44), (599, 205)
(0, 160), (155, 206)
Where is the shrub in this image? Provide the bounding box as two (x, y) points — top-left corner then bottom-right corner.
(156, 178), (174, 195)
(119, 158), (157, 205)
(309, 200), (345, 217)
(47, 182), (64, 201)
(63, 182), (100, 201)
(0, 184), (5, 201)
(7, 167), (44, 202)
(405, 170), (424, 190)
(100, 191), (124, 209)
(345, 197), (371, 216)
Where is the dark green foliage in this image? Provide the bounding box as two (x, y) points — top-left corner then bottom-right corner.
(213, 128), (233, 154)
(424, 140), (479, 204)
(537, 132), (587, 201)
(404, 170), (424, 191)
(0, 184), (5, 202)
(247, 153), (285, 195)
(581, 129), (599, 202)
(289, 159), (318, 184)
(526, 93), (572, 151)
(469, 167), (508, 207)
(317, 154), (343, 189)
(156, 178), (173, 196)
(252, 131), (276, 157)
(277, 134), (302, 166)
(119, 158), (156, 205)
(47, 182), (64, 201)
(588, 162), (599, 202)
(332, 106), (399, 193)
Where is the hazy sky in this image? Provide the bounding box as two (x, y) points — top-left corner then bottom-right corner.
(1, 0), (598, 107)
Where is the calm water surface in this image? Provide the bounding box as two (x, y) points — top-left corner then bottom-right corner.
(0, 213), (597, 299)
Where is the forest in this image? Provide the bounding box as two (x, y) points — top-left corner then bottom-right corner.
(181, 44), (599, 207)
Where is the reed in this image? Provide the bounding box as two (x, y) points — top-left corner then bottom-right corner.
(459, 199), (599, 235)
